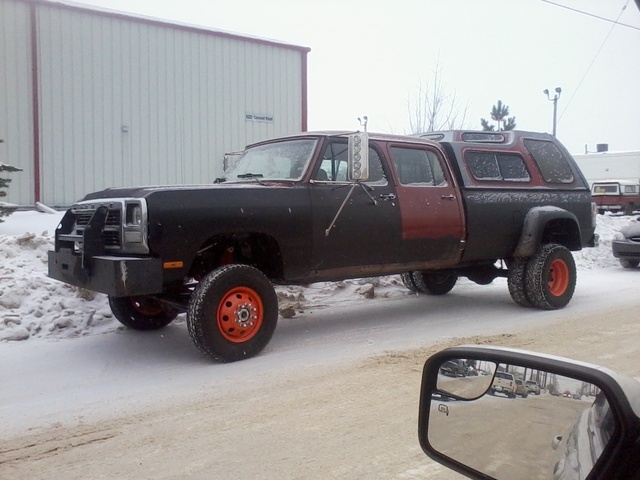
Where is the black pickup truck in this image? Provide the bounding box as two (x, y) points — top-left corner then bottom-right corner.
(48, 130), (597, 362)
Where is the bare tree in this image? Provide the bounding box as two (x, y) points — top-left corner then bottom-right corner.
(407, 61), (469, 134)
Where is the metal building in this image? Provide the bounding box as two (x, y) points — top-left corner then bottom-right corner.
(0, 0), (309, 207)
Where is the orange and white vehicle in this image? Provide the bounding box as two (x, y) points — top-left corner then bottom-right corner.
(591, 180), (640, 215)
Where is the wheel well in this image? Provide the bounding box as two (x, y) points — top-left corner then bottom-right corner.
(540, 218), (581, 251)
(189, 233), (283, 281)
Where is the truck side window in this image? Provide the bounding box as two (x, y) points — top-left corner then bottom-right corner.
(314, 141), (387, 184)
(523, 139), (574, 184)
(390, 147), (446, 186)
(465, 152), (530, 182)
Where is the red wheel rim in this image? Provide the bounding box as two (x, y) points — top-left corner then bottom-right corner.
(217, 287), (264, 343)
(130, 297), (163, 316)
(548, 259), (569, 296)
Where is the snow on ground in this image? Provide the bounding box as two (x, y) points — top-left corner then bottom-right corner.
(0, 210), (637, 342)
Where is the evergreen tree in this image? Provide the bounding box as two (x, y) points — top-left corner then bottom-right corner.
(480, 118), (495, 131)
(0, 140), (22, 223)
(481, 100), (517, 131)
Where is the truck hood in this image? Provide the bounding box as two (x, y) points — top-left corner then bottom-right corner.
(81, 182), (291, 201)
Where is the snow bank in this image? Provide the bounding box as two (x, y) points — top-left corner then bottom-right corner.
(0, 211), (636, 342)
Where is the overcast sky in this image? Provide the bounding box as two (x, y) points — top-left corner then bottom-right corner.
(73, 0), (640, 155)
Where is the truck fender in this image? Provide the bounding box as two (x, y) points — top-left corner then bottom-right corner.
(513, 206), (580, 258)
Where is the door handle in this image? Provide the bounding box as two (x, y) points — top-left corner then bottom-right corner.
(442, 194), (456, 200)
(379, 193), (396, 201)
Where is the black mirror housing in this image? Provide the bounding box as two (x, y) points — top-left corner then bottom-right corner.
(418, 346), (640, 480)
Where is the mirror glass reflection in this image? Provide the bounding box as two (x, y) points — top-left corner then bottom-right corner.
(429, 360), (614, 480)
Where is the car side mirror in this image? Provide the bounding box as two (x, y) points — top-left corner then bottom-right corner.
(347, 132), (369, 182)
(418, 346), (640, 480)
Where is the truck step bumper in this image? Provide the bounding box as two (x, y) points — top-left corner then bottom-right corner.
(48, 249), (163, 297)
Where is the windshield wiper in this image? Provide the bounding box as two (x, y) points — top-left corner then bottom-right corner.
(237, 173), (264, 179)
(213, 177), (227, 183)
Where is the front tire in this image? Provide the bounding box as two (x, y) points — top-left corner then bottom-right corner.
(108, 295), (178, 330)
(412, 271), (458, 295)
(620, 259), (640, 269)
(187, 264), (278, 362)
(525, 244), (576, 310)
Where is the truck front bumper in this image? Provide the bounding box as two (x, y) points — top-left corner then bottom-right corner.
(48, 248), (163, 297)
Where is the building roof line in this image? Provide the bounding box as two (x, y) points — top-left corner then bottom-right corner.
(21, 0), (311, 53)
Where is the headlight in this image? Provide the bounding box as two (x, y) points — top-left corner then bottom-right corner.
(126, 202), (143, 226)
(613, 232), (625, 241)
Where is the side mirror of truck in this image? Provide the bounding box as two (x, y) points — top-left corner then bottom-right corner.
(418, 346), (640, 480)
(347, 132), (369, 182)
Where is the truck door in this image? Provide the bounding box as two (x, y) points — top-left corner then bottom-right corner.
(388, 144), (465, 266)
(309, 140), (401, 273)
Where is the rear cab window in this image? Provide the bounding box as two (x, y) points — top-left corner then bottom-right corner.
(389, 146), (447, 186)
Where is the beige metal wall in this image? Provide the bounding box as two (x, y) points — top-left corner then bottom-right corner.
(0, 0), (34, 206)
(1, 0), (307, 207)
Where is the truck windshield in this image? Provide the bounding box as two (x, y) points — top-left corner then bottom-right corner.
(224, 139), (318, 181)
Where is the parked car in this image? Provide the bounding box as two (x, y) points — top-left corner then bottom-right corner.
(489, 371), (517, 398)
(612, 221), (640, 269)
(514, 379), (529, 398)
(439, 359), (469, 377)
(525, 379), (541, 395)
(591, 180), (640, 215)
(418, 346), (640, 480)
(48, 129), (597, 362)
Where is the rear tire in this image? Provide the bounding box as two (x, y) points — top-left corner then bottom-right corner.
(507, 257), (532, 307)
(525, 244), (576, 310)
(401, 272), (419, 293)
(620, 259), (640, 269)
(187, 264), (278, 362)
(624, 203), (635, 215)
(412, 271), (458, 295)
(108, 295), (178, 330)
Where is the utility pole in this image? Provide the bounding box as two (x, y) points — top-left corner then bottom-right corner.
(543, 87), (562, 137)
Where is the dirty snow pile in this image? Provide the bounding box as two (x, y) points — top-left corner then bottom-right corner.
(0, 211), (636, 342)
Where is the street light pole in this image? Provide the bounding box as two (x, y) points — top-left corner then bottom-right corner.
(543, 87), (562, 137)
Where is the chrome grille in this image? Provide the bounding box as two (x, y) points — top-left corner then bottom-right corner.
(57, 198), (149, 255)
(69, 205), (122, 250)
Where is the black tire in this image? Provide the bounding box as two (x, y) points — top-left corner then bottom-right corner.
(187, 264), (278, 362)
(401, 272), (419, 293)
(620, 259), (640, 269)
(108, 295), (178, 330)
(525, 244), (576, 310)
(507, 257), (533, 308)
(624, 203), (635, 215)
(412, 271), (458, 295)
(597, 208), (605, 215)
